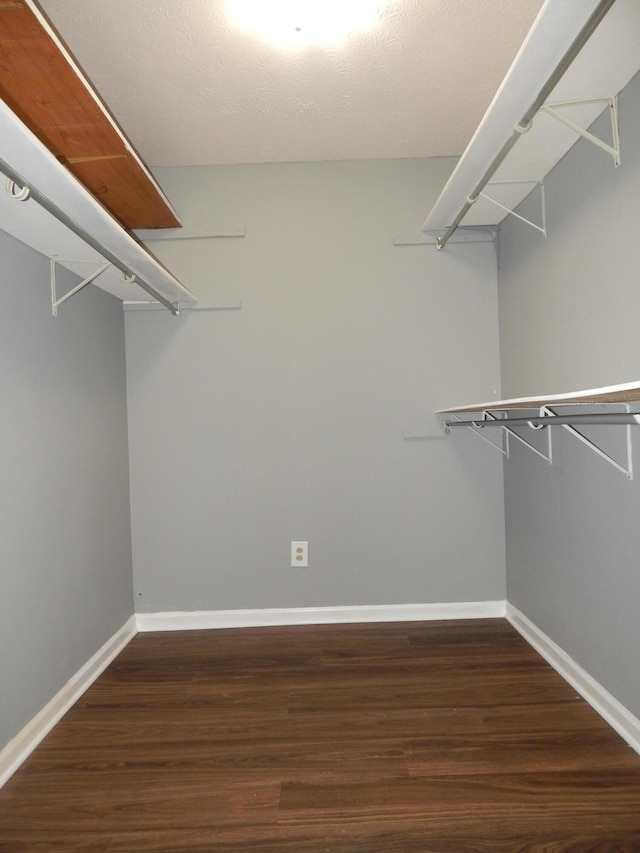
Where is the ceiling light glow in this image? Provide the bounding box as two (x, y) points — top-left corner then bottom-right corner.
(227, 0), (389, 48)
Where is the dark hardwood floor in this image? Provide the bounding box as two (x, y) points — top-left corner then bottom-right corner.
(2, 619), (640, 851)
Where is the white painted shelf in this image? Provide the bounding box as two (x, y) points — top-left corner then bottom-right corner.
(438, 381), (640, 479)
(438, 381), (640, 415)
(424, 0), (640, 233)
(0, 101), (197, 311)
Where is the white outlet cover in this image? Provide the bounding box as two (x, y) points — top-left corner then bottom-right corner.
(291, 541), (308, 568)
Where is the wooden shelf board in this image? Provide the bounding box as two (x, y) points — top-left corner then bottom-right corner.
(438, 381), (640, 414)
(0, 1), (180, 230)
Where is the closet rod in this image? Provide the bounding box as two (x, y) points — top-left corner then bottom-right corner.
(0, 156), (180, 315)
(435, 0), (617, 251)
(445, 412), (640, 430)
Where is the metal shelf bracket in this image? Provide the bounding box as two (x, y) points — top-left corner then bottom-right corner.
(443, 405), (638, 479)
(503, 416), (553, 464)
(50, 258), (183, 317)
(541, 96), (620, 167)
(477, 179), (546, 238)
(445, 412), (509, 457)
(542, 405), (634, 479)
(445, 410), (553, 463)
(51, 258), (111, 317)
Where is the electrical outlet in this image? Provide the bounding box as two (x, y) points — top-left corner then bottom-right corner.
(291, 541), (308, 567)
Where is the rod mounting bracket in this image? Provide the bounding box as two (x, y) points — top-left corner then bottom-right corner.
(479, 179), (546, 238)
(50, 259), (111, 317)
(541, 96), (620, 167)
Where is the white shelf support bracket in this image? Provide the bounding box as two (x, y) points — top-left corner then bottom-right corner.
(543, 405), (634, 479)
(541, 97), (620, 167)
(448, 409), (553, 464)
(51, 259), (111, 317)
(478, 180), (546, 238)
(502, 416), (553, 465)
(445, 412), (509, 458)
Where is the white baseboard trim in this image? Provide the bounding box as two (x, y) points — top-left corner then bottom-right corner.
(135, 600), (506, 632)
(506, 603), (640, 755)
(0, 615), (137, 788)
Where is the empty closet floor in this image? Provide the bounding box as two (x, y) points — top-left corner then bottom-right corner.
(2, 619), (640, 851)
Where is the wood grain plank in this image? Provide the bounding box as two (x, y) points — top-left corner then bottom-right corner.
(279, 771), (640, 824)
(439, 384), (640, 413)
(0, 3), (179, 228)
(403, 730), (640, 776)
(2, 620), (640, 851)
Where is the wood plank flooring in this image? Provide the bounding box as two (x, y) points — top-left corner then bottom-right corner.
(2, 619), (640, 851)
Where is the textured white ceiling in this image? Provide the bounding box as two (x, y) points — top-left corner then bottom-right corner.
(38, 0), (544, 167)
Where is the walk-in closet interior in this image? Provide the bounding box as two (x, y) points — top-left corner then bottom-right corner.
(1, 0), (640, 846)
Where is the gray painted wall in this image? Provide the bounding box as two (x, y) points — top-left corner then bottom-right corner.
(498, 71), (640, 396)
(127, 158), (506, 613)
(498, 71), (640, 716)
(0, 232), (133, 751)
